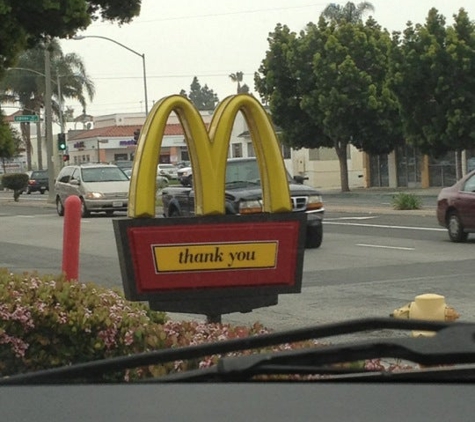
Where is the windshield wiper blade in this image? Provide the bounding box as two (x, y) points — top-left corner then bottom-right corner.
(0, 318), (465, 385)
(156, 323), (475, 382)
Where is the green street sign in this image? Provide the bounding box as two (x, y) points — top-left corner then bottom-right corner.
(14, 115), (39, 123)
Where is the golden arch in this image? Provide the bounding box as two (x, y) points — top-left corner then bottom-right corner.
(128, 94), (291, 218)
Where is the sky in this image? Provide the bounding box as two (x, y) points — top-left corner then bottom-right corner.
(59, 0), (475, 118)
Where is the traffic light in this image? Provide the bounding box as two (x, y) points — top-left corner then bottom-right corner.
(57, 133), (66, 151)
(133, 129), (140, 144)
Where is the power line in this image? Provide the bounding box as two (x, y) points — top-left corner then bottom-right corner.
(86, 72), (255, 81)
(89, 2), (328, 26)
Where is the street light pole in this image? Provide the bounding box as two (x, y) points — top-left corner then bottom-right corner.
(73, 35), (149, 115)
(44, 47), (57, 204)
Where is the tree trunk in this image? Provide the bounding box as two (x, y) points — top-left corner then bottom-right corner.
(335, 141), (350, 192)
(20, 122), (32, 171)
(36, 107), (43, 170)
(455, 149), (463, 180)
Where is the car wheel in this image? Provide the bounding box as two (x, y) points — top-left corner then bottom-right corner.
(447, 212), (468, 242)
(80, 199), (90, 218)
(40, 189), (46, 195)
(56, 197), (64, 216)
(305, 224), (323, 249)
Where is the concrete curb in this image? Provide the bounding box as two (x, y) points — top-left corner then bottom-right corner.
(1, 188), (440, 216)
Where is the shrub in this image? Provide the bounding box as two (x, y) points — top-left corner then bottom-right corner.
(1, 173), (29, 201)
(392, 193), (422, 210)
(0, 269), (316, 381)
(0, 269), (168, 379)
(0, 270), (419, 381)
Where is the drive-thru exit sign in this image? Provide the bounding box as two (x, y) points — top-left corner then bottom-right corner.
(14, 115), (39, 123)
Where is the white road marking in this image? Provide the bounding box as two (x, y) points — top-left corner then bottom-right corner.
(357, 243), (415, 251)
(325, 216), (378, 221)
(324, 221), (446, 232)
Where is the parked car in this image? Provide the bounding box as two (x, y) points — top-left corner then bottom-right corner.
(177, 165), (193, 186)
(123, 168), (169, 190)
(112, 160), (134, 171)
(176, 160), (191, 169)
(157, 163), (178, 180)
(54, 163), (130, 217)
(24, 170), (49, 194)
(436, 170), (475, 242)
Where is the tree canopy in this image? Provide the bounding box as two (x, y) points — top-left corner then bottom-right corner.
(389, 8), (475, 164)
(229, 71), (250, 94)
(180, 77), (219, 111)
(0, 112), (21, 171)
(320, 1), (375, 24)
(256, 6), (475, 190)
(0, 0), (141, 77)
(0, 39), (95, 170)
(255, 18), (400, 191)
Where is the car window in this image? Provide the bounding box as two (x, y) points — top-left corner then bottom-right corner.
(81, 167), (129, 182)
(70, 168), (80, 182)
(31, 171), (47, 178)
(57, 167), (73, 183)
(225, 160), (293, 184)
(462, 174), (475, 193)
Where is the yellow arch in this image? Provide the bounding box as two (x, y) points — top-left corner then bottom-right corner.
(128, 94), (291, 218)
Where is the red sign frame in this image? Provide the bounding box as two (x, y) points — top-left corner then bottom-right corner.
(114, 213), (306, 313)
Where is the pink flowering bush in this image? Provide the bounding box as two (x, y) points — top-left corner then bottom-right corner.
(0, 269), (420, 381)
(0, 269), (167, 379)
(0, 269), (318, 381)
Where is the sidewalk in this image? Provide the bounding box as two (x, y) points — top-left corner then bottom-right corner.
(0, 186), (441, 216)
(319, 186), (439, 216)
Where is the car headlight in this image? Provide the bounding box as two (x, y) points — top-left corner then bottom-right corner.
(307, 195), (323, 210)
(239, 199), (263, 214)
(85, 192), (104, 199)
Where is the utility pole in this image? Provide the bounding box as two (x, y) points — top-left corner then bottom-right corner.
(45, 45), (55, 203)
(36, 115), (43, 170)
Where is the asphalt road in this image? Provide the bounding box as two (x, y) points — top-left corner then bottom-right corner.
(1, 189), (474, 335)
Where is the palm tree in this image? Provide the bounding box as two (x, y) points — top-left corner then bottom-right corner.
(321, 1), (375, 24)
(229, 71), (250, 94)
(0, 39), (95, 170)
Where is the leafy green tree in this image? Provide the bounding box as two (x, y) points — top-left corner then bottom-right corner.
(0, 39), (95, 170)
(180, 77), (219, 110)
(0, 112), (21, 173)
(389, 8), (475, 178)
(321, 1), (375, 24)
(255, 18), (400, 191)
(229, 71), (250, 94)
(0, 0), (141, 78)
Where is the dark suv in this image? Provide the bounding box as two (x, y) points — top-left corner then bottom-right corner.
(162, 157), (324, 248)
(24, 170), (49, 194)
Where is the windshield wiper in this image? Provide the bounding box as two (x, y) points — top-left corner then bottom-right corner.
(161, 322), (475, 383)
(1, 318), (473, 385)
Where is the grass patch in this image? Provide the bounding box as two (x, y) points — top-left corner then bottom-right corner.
(391, 192), (422, 210)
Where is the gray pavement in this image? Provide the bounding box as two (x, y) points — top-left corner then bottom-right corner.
(1, 186), (441, 215)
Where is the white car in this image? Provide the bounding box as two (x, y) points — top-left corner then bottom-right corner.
(177, 166), (192, 186)
(157, 164), (178, 180)
(123, 168), (169, 190)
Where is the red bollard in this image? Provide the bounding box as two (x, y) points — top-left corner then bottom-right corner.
(62, 196), (82, 281)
